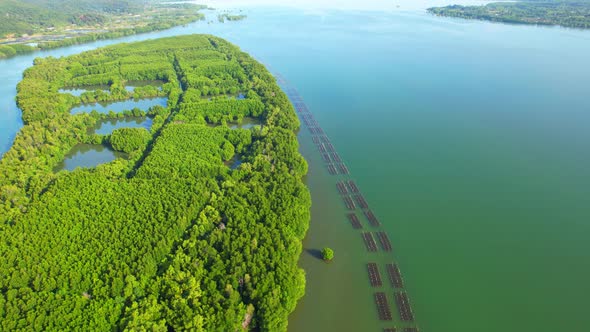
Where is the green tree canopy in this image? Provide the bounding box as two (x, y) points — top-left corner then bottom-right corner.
(322, 247), (334, 261)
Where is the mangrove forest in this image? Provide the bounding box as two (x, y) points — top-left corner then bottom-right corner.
(0, 34), (310, 331)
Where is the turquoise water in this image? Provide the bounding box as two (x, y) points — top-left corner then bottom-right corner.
(1, 5), (590, 332)
(70, 97), (167, 114)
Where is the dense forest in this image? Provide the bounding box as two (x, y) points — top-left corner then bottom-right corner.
(428, 1), (590, 29)
(0, 35), (310, 331)
(0, 0), (207, 58)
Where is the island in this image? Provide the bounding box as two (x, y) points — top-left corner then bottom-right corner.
(428, 1), (590, 29)
(322, 247), (335, 261)
(0, 35), (311, 331)
(0, 0), (208, 59)
(218, 13), (248, 23)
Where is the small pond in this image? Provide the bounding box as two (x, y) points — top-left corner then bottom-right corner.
(59, 85), (109, 96)
(90, 117), (153, 135)
(54, 144), (127, 172)
(70, 97), (167, 115)
(124, 80), (165, 92)
(225, 155), (243, 170)
(229, 117), (261, 130)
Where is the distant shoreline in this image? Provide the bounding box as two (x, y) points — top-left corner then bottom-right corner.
(428, 1), (590, 30)
(0, 3), (210, 59)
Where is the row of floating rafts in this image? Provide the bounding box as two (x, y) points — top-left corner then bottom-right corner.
(368, 263), (383, 287)
(282, 80), (418, 330)
(285, 88), (350, 175)
(361, 231), (392, 252)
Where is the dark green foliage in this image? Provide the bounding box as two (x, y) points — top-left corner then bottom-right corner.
(322, 247), (334, 261)
(0, 1), (207, 58)
(109, 128), (151, 153)
(429, 1), (590, 29)
(0, 35), (310, 331)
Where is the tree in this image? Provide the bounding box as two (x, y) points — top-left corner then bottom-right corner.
(321, 247), (334, 261)
(109, 127), (151, 153)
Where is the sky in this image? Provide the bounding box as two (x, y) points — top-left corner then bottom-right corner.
(195, 0), (495, 11)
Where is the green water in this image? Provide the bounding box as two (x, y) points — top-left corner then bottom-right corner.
(90, 117), (153, 135)
(54, 144), (127, 172)
(229, 117), (260, 129)
(124, 80), (165, 93)
(1, 4), (590, 331)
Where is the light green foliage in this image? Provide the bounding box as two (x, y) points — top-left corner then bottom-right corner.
(0, 35), (310, 331)
(322, 247), (335, 261)
(109, 128), (151, 153)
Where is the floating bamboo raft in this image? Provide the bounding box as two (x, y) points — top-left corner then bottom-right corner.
(327, 164), (338, 175)
(347, 213), (362, 229)
(308, 127), (321, 135)
(321, 153), (331, 163)
(367, 263), (383, 287)
(354, 194), (369, 209)
(376, 231), (393, 252)
(337, 163), (349, 175)
(343, 196), (356, 210)
(394, 291), (415, 322)
(337, 181), (349, 195)
(325, 142), (335, 152)
(362, 232), (378, 252)
(364, 210), (381, 227)
(347, 180), (360, 193)
(386, 263), (404, 288)
(331, 152), (342, 163)
(374, 292), (393, 321)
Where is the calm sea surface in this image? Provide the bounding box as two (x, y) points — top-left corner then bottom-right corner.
(1, 5), (590, 332)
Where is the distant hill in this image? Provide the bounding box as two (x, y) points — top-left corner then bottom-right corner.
(0, 0), (146, 37)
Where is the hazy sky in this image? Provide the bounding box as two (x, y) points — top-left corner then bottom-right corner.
(198, 0), (493, 11)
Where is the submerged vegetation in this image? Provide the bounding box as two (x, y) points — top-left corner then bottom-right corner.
(0, 0), (208, 58)
(428, 1), (590, 29)
(0, 35), (310, 331)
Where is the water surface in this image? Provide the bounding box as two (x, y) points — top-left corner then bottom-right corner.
(70, 97), (167, 114)
(1, 5), (590, 332)
(124, 80), (164, 92)
(54, 144), (127, 172)
(91, 117), (153, 135)
(229, 117), (260, 129)
(59, 86), (109, 96)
